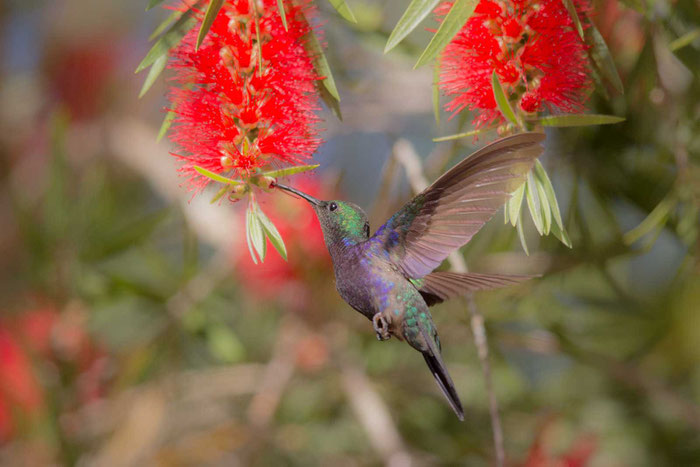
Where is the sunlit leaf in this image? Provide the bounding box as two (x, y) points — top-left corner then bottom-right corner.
(433, 127), (494, 142)
(385, 0), (440, 53)
(149, 9), (182, 41)
(492, 70), (518, 125)
(277, 0), (288, 30)
(245, 207), (258, 264)
(250, 201), (266, 261)
(263, 164), (320, 178)
(538, 114), (625, 127)
(534, 160), (564, 230)
(139, 54), (167, 98)
(551, 219), (572, 248)
(327, 0), (357, 23)
(414, 0), (476, 68)
(255, 205), (288, 260)
(669, 28), (700, 52)
(517, 209), (529, 255)
(586, 23), (624, 95)
(507, 183), (525, 227)
(560, 0), (584, 40)
(535, 174), (551, 234)
(525, 172), (544, 235)
(136, 5), (198, 73)
(196, 0), (224, 50)
(193, 166), (243, 186)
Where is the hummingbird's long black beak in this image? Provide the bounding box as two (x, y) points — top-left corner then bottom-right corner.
(274, 183), (323, 206)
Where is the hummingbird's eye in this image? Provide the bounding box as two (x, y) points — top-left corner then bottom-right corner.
(329, 202), (338, 212)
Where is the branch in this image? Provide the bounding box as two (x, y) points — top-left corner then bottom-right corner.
(393, 138), (505, 467)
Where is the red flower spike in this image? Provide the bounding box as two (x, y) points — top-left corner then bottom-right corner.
(168, 0), (323, 191)
(438, 0), (592, 129)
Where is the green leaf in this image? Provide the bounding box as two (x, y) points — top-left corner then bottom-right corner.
(560, 0), (584, 40)
(491, 70), (518, 125)
(327, 0), (357, 23)
(385, 0), (440, 53)
(255, 205), (288, 260)
(147, 0), (167, 11)
(193, 166), (242, 186)
(300, 14), (341, 118)
(196, 0), (224, 50)
(623, 195), (675, 245)
(149, 9), (182, 41)
(433, 127), (494, 142)
(538, 114), (625, 127)
(669, 28), (700, 52)
(433, 57), (441, 125)
(517, 209), (530, 255)
(586, 23), (624, 95)
(207, 325), (245, 363)
(138, 54), (167, 98)
(210, 186), (229, 204)
(525, 171), (544, 235)
(277, 0), (288, 30)
(534, 174), (551, 234)
(507, 183), (525, 227)
(157, 109), (177, 141)
(533, 160), (563, 229)
(551, 219), (572, 248)
(136, 5), (197, 73)
(245, 207), (259, 264)
(263, 164), (320, 178)
(414, 0), (476, 68)
(247, 200), (266, 262)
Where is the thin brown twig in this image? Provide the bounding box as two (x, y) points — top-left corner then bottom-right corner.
(393, 138), (505, 467)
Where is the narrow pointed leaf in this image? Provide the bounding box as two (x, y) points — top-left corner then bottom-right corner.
(560, 0), (584, 40)
(507, 183), (525, 227)
(551, 219), (572, 248)
(147, 0), (167, 11)
(492, 71), (518, 125)
(196, 0), (224, 50)
(525, 172), (544, 235)
(255, 205), (288, 260)
(300, 16), (340, 104)
(586, 23), (624, 94)
(248, 201), (267, 262)
(535, 176), (551, 234)
(263, 164), (320, 178)
(246, 207), (259, 264)
(149, 9), (182, 41)
(670, 28), (700, 52)
(136, 5), (198, 72)
(517, 209), (530, 255)
(193, 166), (242, 185)
(210, 186), (229, 204)
(414, 0), (476, 68)
(539, 114), (625, 127)
(276, 0), (288, 30)
(623, 196), (675, 245)
(327, 0), (357, 23)
(385, 0), (440, 53)
(534, 160), (564, 229)
(157, 109), (177, 141)
(433, 127), (494, 142)
(139, 54), (168, 98)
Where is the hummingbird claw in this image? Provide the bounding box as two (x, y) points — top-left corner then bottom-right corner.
(373, 313), (391, 341)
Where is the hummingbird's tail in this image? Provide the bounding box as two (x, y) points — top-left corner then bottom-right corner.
(422, 351), (465, 421)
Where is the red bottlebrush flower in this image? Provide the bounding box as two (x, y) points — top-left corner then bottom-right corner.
(438, 0), (592, 128)
(168, 0), (323, 190)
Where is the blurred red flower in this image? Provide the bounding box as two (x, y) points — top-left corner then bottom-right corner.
(168, 0), (323, 190)
(438, 0), (592, 129)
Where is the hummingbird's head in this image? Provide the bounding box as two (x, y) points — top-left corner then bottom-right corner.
(275, 183), (370, 251)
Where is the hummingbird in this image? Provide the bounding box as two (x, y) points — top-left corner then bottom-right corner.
(274, 133), (545, 420)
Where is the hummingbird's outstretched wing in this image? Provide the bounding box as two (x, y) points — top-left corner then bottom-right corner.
(416, 271), (534, 306)
(372, 133), (545, 278)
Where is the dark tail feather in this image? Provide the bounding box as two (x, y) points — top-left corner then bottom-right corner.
(423, 352), (465, 421)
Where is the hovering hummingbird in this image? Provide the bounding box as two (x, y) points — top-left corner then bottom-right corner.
(274, 133), (545, 420)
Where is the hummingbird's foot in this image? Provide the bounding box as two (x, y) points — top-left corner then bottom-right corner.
(373, 313), (391, 341)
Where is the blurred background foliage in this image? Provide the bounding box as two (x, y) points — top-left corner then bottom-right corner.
(0, 0), (699, 465)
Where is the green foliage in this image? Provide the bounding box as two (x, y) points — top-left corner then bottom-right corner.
(414, 0), (476, 68)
